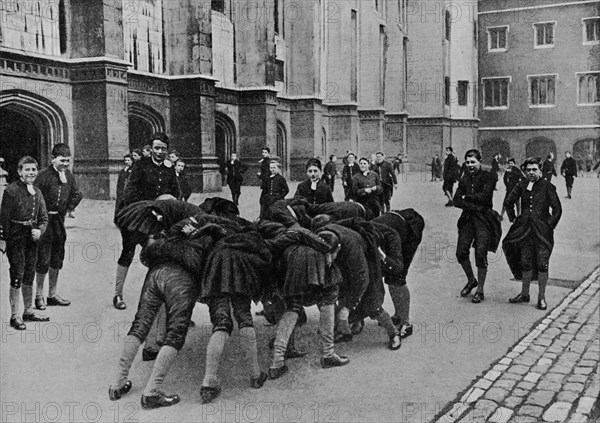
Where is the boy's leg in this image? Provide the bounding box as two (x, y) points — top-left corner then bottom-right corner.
(231, 296), (262, 381)
(47, 218), (69, 305)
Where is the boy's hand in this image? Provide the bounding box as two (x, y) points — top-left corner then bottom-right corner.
(31, 229), (41, 241)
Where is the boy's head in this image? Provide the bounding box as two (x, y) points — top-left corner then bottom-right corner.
(51, 143), (71, 172)
(124, 154), (133, 167)
(175, 160), (186, 173)
(18, 156), (39, 184)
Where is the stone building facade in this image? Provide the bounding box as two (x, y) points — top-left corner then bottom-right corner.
(0, 0), (478, 198)
(478, 0), (600, 165)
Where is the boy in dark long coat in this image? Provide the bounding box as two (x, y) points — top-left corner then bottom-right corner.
(341, 153), (361, 201)
(0, 156), (48, 330)
(371, 209), (425, 338)
(560, 151), (578, 199)
(114, 154), (133, 224)
(500, 158), (525, 220)
(504, 157), (562, 310)
(453, 149), (502, 304)
(225, 152), (248, 205)
(295, 158), (334, 205)
(374, 152), (398, 213)
(34, 143), (82, 309)
(352, 157), (383, 217)
(259, 161), (289, 219)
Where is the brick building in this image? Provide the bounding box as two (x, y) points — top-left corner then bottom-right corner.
(478, 0), (600, 165)
(0, 0), (475, 198)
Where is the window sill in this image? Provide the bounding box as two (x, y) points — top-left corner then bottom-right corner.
(534, 44), (554, 49)
(576, 103), (600, 107)
(583, 40), (600, 46)
(488, 48), (507, 53)
(529, 104), (556, 108)
(484, 106), (509, 110)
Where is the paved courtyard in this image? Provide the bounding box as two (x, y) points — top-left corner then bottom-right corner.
(1, 171), (598, 423)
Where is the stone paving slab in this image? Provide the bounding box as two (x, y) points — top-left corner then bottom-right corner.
(435, 267), (600, 423)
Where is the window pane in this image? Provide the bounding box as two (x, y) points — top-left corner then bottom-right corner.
(596, 76), (600, 102)
(586, 22), (594, 41)
(537, 26), (544, 45)
(499, 29), (506, 48)
(540, 79), (547, 104)
(589, 76), (595, 103)
(485, 81), (492, 106)
(547, 78), (555, 104)
(546, 25), (553, 44)
(531, 79), (539, 104)
(501, 80), (508, 106)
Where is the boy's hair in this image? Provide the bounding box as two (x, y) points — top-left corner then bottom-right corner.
(507, 157), (515, 164)
(132, 148), (142, 156)
(124, 154), (133, 160)
(306, 158), (322, 171)
(376, 151), (384, 156)
(262, 146), (271, 154)
(329, 154), (336, 161)
(464, 149), (482, 161)
(18, 156), (38, 170)
(51, 143), (71, 158)
(169, 149), (180, 157)
(524, 157), (542, 168)
(446, 146), (454, 152)
(176, 159), (185, 166)
(149, 132), (169, 146)
(142, 145), (151, 151)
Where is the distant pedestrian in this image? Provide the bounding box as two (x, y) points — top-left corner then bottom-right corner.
(142, 145), (152, 158)
(374, 152), (398, 213)
(586, 154), (594, 177)
(257, 147), (271, 185)
(393, 154), (403, 175)
(0, 156), (49, 330)
(500, 158), (525, 220)
(174, 160), (192, 202)
(323, 155), (337, 192)
(430, 155), (441, 182)
(576, 155), (584, 177)
(442, 147), (460, 207)
(505, 157), (562, 311)
(259, 161), (289, 219)
(542, 153), (557, 182)
(131, 149), (142, 162)
(560, 152), (578, 199)
(225, 152), (248, 206)
(341, 153), (360, 201)
(114, 154), (133, 224)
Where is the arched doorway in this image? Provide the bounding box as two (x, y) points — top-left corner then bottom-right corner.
(480, 138), (511, 165)
(526, 137), (557, 160)
(128, 103), (165, 150)
(277, 121), (288, 176)
(573, 138), (600, 163)
(214, 112), (236, 185)
(0, 90), (68, 183)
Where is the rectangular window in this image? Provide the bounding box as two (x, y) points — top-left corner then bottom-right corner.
(398, 0), (407, 28)
(488, 26), (508, 51)
(211, 0), (224, 12)
(445, 10), (451, 41)
(577, 72), (600, 105)
(528, 75), (557, 107)
(458, 81), (469, 106)
(483, 77), (510, 109)
(534, 22), (555, 48)
(351, 10), (358, 102)
(583, 18), (600, 45)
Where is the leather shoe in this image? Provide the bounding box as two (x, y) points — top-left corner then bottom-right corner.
(113, 295), (126, 310)
(388, 334), (402, 350)
(200, 386), (221, 404)
(460, 280), (478, 297)
(268, 365), (289, 380)
(334, 332), (353, 343)
(109, 380), (132, 401)
(47, 295), (71, 306)
(10, 317), (26, 330)
(23, 312), (50, 322)
(509, 293), (530, 304)
(399, 323), (414, 339)
(321, 354), (350, 369)
(141, 392), (180, 409)
(142, 348), (159, 361)
(35, 297), (46, 310)
(285, 348), (307, 359)
(471, 292), (485, 303)
(537, 299), (547, 310)
(250, 372), (268, 389)
(350, 319), (364, 336)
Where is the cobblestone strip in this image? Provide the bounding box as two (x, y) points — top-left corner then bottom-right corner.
(435, 268), (600, 423)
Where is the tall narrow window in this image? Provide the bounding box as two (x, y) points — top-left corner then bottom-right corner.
(211, 0), (224, 12)
(577, 73), (600, 105)
(458, 81), (469, 106)
(445, 10), (451, 41)
(59, 0), (67, 54)
(351, 10), (358, 102)
(274, 0), (279, 35)
(488, 26), (508, 51)
(583, 18), (600, 44)
(380, 25), (386, 106)
(483, 78), (510, 109)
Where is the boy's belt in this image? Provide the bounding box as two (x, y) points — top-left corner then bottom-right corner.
(10, 219), (36, 225)
(48, 211), (59, 215)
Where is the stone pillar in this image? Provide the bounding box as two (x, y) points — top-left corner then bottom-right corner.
(69, 0), (128, 200)
(237, 89), (278, 185)
(168, 77), (221, 192)
(289, 99), (322, 181)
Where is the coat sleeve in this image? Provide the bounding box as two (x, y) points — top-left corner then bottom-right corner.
(453, 178), (485, 212)
(389, 163), (398, 185)
(280, 177), (289, 198)
(0, 187), (14, 240)
(169, 170), (181, 200)
(504, 183), (522, 222)
(123, 165), (143, 205)
(67, 172), (83, 211)
(547, 184), (562, 229)
(463, 172), (497, 206)
(36, 193), (48, 235)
